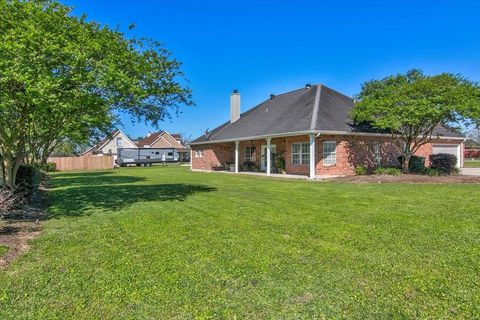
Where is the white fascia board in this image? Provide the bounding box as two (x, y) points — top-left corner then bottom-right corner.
(190, 129), (465, 146)
(189, 130), (315, 145)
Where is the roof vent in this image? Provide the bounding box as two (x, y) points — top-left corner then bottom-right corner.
(270, 94), (275, 99)
(305, 83), (312, 89)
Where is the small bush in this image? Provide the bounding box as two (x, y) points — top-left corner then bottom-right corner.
(354, 166), (368, 175)
(242, 161), (260, 172)
(429, 153), (457, 174)
(373, 167), (401, 176)
(423, 168), (441, 176)
(15, 164), (42, 198)
(274, 156), (285, 171)
(397, 155), (425, 173)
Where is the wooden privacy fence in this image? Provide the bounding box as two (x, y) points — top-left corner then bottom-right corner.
(48, 156), (114, 171)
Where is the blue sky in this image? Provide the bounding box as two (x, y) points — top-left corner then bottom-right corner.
(64, 0), (480, 140)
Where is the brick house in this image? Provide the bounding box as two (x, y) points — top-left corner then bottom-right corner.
(190, 84), (465, 178)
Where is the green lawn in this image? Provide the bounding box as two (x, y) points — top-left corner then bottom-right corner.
(0, 245), (8, 257)
(464, 159), (480, 168)
(1, 167), (479, 319)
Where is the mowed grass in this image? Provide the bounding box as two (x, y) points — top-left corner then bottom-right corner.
(464, 159), (480, 168)
(0, 245), (8, 257)
(1, 167), (480, 319)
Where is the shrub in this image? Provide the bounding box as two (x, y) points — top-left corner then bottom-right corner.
(354, 165), (368, 175)
(15, 164), (42, 198)
(373, 167), (401, 176)
(274, 156), (285, 171)
(242, 161), (258, 172)
(429, 153), (457, 174)
(397, 155), (425, 173)
(423, 168), (441, 176)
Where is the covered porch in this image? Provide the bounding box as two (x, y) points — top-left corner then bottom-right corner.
(223, 133), (318, 179)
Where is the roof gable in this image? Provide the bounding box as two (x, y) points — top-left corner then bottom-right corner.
(137, 131), (165, 147)
(137, 131), (187, 149)
(193, 86), (318, 143)
(82, 129), (137, 155)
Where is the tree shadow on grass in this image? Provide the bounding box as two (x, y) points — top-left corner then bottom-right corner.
(52, 171), (145, 188)
(48, 183), (217, 218)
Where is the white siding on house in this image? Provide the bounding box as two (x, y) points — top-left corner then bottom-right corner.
(98, 131), (137, 160)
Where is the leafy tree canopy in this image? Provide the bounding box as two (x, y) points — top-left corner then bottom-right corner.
(0, 0), (193, 185)
(353, 69), (480, 172)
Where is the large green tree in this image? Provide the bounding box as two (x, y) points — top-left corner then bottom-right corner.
(0, 0), (193, 186)
(353, 69), (480, 173)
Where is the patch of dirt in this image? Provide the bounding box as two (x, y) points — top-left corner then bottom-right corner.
(327, 174), (480, 184)
(0, 189), (48, 268)
(290, 292), (314, 305)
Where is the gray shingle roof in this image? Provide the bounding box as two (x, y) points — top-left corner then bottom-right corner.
(192, 84), (464, 144)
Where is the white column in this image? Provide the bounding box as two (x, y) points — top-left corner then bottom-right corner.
(309, 133), (316, 180)
(235, 141), (239, 173)
(190, 149), (192, 170)
(266, 137), (272, 175)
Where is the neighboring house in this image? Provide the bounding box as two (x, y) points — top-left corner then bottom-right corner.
(137, 131), (190, 161)
(82, 129), (137, 162)
(190, 84), (465, 178)
(464, 138), (480, 159)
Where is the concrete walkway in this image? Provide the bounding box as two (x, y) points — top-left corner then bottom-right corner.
(461, 168), (480, 176)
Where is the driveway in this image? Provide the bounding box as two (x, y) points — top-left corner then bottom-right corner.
(461, 168), (480, 176)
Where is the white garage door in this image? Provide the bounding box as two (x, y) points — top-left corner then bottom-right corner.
(432, 144), (460, 167)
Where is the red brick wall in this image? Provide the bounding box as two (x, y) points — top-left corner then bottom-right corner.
(316, 135), (401, 175)
(191, 136), (464, 175)
(191, 143), (234, 170)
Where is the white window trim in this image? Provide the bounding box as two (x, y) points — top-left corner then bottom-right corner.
(195, 150), (204, 158)
(323, 141), (336, 166)
(291, 142), (310, 165)
(373, 142), (381, 166)
(244, 146), (255, 162)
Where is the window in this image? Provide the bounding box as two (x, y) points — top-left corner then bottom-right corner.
(195, 150), (204, 158)
(155, 152), (160, 155)
(168, 152), (173, 157)
(323, 141), (336, 166)
(244, 146), (256, 162)
(373, 142), (381, 166)
(291, 142), (310, 165)
(116, 137), (123, 147)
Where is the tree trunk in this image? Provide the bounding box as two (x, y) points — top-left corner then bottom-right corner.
(0, 160), (5, 186)
(402, 155), (410, 173)
(2, 156), (21, 187)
